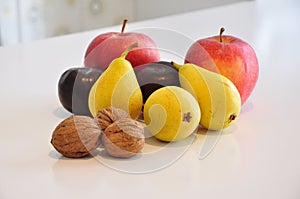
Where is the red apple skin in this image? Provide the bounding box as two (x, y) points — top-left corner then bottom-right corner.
(185, 35), (259, 105)
(84, 32), (160, 70)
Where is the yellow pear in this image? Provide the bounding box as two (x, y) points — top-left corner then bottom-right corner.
(144, 86), (201, 142)
(88, 43), (143, 119)
(172, 62), (241, 130)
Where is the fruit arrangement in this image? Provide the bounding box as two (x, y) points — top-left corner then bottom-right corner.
(52, 20), (259, 159)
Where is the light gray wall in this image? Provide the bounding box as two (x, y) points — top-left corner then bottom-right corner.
(135, 0), (246, 21)
(0, 0), (247, 46)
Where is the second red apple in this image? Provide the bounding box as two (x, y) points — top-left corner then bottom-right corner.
(185, 28), (259, 105)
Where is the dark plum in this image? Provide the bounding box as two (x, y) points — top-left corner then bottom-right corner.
(134, 61), (180, 103)
(58, 67), (103, 116)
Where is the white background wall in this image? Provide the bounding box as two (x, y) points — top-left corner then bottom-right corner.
(0, 0), (244, 46)
(135, 0), (243, 20)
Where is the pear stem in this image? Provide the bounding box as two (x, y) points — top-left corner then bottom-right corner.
(170, 61), (182, 70)
(219, 27), (225, 42)
(121, 42), (138, 58)
(121, 19), (128, 34)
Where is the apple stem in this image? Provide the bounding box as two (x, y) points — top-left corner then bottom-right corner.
(121, 19), (128, 34)
(219, 27), (225, 42)
(121, 42), (138, 58)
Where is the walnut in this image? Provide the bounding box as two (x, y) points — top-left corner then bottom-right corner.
(102, 118), (145, 158)
(51, 116), (101, 158)
(95, 106), (130, 131)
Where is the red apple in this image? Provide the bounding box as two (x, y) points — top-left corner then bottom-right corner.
(185, 28), (259, 105)
(84, 19), (160, 70)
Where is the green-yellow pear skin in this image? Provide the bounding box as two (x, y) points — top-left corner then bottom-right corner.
(88, 43), (143, 119)
(144, 86), (201, 142)
(172, 62), (241, 130)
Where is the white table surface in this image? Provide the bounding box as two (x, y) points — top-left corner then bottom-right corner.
(1, 0), (300, 198)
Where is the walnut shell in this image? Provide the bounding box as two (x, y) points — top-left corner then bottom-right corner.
(102, 118), (145, 158)
(95, 107), (130, 131)
(51, 116), (101, 158)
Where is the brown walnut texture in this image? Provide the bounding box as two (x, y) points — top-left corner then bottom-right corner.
(51, 116), (101, 158)
(102, 118), (145, 158)
(95, 106), (130, 131)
